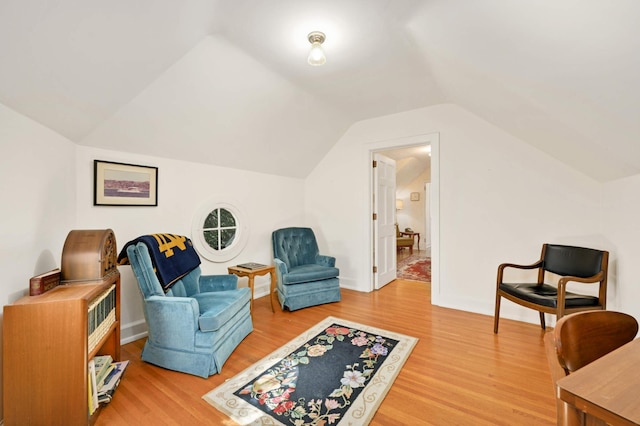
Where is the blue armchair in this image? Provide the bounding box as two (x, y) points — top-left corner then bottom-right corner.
(125, 242), (253, 378)
(272, 227), (341, 311)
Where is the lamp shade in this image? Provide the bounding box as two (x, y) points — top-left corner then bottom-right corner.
(396, 199), (404, 210)
(308, 42), (326, 66)
(307, 31), (326, 66)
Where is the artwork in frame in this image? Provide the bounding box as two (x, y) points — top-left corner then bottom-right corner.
(410, 192), (420, 201)
(94, 160), (158, 206)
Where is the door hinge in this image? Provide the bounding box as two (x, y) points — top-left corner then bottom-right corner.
(372, 160), (377, 168)
(373, 266), (378, 273)
(372, 213), (377, 220)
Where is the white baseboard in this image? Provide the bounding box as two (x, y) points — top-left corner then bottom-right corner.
(120, 319), (148, 344)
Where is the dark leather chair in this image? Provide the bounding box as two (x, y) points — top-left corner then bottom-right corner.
(494, 244), (609, 333)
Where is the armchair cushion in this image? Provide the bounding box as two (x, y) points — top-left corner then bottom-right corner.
(281, 264), (340, 285)
(199, 274), (239, 292)
(498, 283), (599, 309)
(193, 289), (251, 332)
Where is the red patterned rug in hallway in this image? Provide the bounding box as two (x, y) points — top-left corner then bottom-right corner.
(397, 255), (431, 282)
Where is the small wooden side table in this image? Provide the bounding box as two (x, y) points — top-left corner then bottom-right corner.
(227, 264), (277, 312)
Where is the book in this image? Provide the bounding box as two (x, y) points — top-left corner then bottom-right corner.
(97, 360), (130, 403)
(88, 359), (99, 415)
(93, 355), (113, 388)
(29, 268), (61, 296)
(237, 262), (268, 270)
(93, 355), (112, 371)
(88, 372), (94, 415)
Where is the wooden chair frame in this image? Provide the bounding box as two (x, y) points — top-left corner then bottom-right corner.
(494, 244), (609, 333)
(545, 311), (638, 425)
(553, 310), (638, 374)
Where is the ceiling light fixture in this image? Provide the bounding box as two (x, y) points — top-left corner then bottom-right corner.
(307, 31), (326, 66)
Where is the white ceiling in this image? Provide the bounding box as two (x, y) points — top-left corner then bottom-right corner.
(1, 0), (639, 181)
(382, 146), (431, 191)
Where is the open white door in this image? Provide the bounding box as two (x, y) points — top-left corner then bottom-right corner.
(373, 153), (397, 289)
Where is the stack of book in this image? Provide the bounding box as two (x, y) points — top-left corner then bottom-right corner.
(88, 355), (129, 414)
(97, 359), (129, 404)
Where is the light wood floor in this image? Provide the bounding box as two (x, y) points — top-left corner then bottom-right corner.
(96, 280), (556, 425)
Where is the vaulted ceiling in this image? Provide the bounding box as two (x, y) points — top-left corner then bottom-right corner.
(1, 1), (639, 181)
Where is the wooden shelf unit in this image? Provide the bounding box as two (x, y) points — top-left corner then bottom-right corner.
(3, 229), (121, 425)
(3, 274), (121, 425)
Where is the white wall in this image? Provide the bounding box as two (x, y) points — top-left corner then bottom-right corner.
(305, 103), (611, 326)
(0, 103), (77, 419)
(601, 175), (640, 322)
(75, 146), (306, 341)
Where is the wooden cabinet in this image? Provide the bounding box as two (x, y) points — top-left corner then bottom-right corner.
(3, 230), (121, 425)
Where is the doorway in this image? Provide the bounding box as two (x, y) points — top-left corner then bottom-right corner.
(368, 133), (440, 303)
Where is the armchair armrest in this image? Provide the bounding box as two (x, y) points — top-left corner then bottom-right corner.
(273, 258), (288, 285)
(316, 255), (336, 267)
(497, 260), (543, 284)
(273, 258), (288, 272)
(199, 274), (238, 293)
(556, 271), (607, 316)
(144, 296), (200, 349)
(557, 271), (605, 286)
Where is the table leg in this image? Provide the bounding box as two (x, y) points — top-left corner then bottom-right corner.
(247, 276), (255, 311)
(269, 269), (277, 312)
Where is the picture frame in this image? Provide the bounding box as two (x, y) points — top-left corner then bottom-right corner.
(94, 160), (158, 206)
(410, 192), (420, 201)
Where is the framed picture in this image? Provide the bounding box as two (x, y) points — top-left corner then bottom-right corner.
(94, 160), (158, 206)
(410, 192), (420, 201)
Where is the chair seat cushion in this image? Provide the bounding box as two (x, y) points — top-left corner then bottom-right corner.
(192, 288), (251, 332)
(282, 264), (339, 285)
(397, 237), (413, 247)
(499, 283), (599, 308)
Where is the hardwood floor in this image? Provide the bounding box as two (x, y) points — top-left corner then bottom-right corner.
(96, 280), (556, 425)
(397, 248), (428, 263)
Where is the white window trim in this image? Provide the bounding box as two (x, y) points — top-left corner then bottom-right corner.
(191, 199), (249, 262)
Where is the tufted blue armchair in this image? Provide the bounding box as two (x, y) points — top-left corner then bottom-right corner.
(126, 242), (253, 378)
(272, 227), (341, 311)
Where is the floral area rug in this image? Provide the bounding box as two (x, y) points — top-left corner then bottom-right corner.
(397, 255), (431, 282)
(203, 316), (418, 425)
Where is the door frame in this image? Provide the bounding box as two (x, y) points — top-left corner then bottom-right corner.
(366, 133), (440, 304)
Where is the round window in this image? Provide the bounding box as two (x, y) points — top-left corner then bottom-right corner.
(192, 200), (249, 262)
